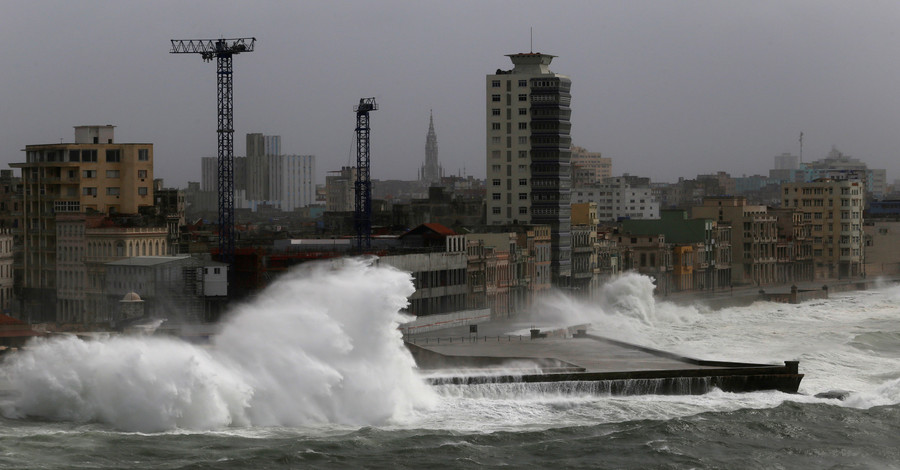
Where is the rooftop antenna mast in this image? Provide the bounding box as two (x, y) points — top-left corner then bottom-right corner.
(354, 97), (378, 251)
(170, 37), (256, 265)
(799, 131), (804, 165)
(530, 27), (533, 52)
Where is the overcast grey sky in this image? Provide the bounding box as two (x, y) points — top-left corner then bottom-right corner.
(2, 1), (899, 188)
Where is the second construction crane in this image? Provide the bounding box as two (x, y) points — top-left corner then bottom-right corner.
(170, 37), (256, 265)
(354, 98), (378, 251)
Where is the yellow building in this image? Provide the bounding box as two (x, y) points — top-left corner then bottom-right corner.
(11, 125), (154, 322)
(781, 179), (864, 279)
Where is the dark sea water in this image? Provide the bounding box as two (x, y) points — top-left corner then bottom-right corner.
(1, 262), (899, 469)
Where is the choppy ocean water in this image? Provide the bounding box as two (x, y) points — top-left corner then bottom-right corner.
(1, 261), (898, 469)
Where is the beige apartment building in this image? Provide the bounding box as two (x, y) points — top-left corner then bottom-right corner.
(11, 125), (154, 321)
(570, 146), (611, 187)
(782, 179), (865, 278)
(691, 196), (777, 286)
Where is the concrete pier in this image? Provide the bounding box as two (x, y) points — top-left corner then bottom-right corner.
(407, 323), (803, 395)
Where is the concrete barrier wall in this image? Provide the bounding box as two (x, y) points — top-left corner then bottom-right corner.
(400, 308), (492, 334)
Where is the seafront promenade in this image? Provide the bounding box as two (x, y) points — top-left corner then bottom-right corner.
(661, 276), (900, 309)
(406, 319), (803, 394)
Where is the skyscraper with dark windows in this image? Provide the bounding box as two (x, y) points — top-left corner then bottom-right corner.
(486, 53), (572, 285)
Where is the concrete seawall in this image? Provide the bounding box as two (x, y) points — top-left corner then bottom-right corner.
(408, 327), (803, 395)
(663, 277), (899, 310)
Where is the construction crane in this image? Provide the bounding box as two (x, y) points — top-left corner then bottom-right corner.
(170, 37), (256, 265)
(354, 97), (378, 251)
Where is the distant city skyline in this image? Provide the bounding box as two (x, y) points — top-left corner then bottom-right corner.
(2, 1), (899, 188)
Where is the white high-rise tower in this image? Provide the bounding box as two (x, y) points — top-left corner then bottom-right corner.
(486, 53), (572, 284)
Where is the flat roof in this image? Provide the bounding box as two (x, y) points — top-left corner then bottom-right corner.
(106, 255), (193, 267)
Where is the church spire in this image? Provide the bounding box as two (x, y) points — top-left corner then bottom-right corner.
(421, 110), (442, 185)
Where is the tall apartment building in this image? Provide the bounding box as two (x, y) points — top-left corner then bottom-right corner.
(246, 133), (281, 201)
(0, 229), (12, 312)
(201, 156), (218, 192)
(570, 145), (611, 187)
(269, 154), (315, 211)
(325, 166), (357, 212)
(11, 125), (154, 321)
(486, 52), (572, 285)
(782, 179), (865, 278)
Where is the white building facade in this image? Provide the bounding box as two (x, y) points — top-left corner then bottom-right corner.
(571, 177), (660, 221)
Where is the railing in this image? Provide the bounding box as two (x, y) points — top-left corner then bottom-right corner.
(406, 335), (527, 344)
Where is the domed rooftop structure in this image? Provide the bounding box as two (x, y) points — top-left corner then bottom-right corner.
(121, 291), (143, 302)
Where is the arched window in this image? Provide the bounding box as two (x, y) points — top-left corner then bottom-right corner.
(116, 241), (125, 257)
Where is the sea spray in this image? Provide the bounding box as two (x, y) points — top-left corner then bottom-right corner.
(527, 272), (701, 345)
(214, 257), (436, 427)
(0, 335), (252, 431)
(0, 258), (436, 431)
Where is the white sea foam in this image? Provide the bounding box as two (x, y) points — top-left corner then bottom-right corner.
(525, 271), (702, 345)
(420, 277), (900, 433)
(0, 258), (436, 432)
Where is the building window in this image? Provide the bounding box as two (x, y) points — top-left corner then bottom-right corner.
(138, 187), (148, 196)
(82, 187), (97, 196)
(492, 179), (501, 186)
(491, 150), (501, 159)
(492, 193), (501, 200)
(105, 149), (121, 162)
(518, 136), (528, 144)
(518, 108), (527, 116)
(138, 149), (149, 161)
(491, 80), (501, 88)
(519, 193), (527, 200)
(492, 108), (500, 116)
(518, 178), (527, 186)
(518, 79), (527, 87)
(492, 207), (501, 214)
(106, 170), (120, 178)
(518, 94), (527, 102)
(491, 94), (501, 102)
(82, 170), (97, 178)
(491, 136), (501, 144)
(68, 150), (80, 162)
(106, 187), (120, 196)
(519, 150), (527, 158)
(518, 122), (527, 130)
(519, 207), (528, 214)
(491, 123), (501, 130)
(138, 170), (148, 179)
(82, 150), (98, 162)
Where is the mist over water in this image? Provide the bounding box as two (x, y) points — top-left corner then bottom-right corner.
(525, 272), (702, 345)
(0, 258), (436, 432)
